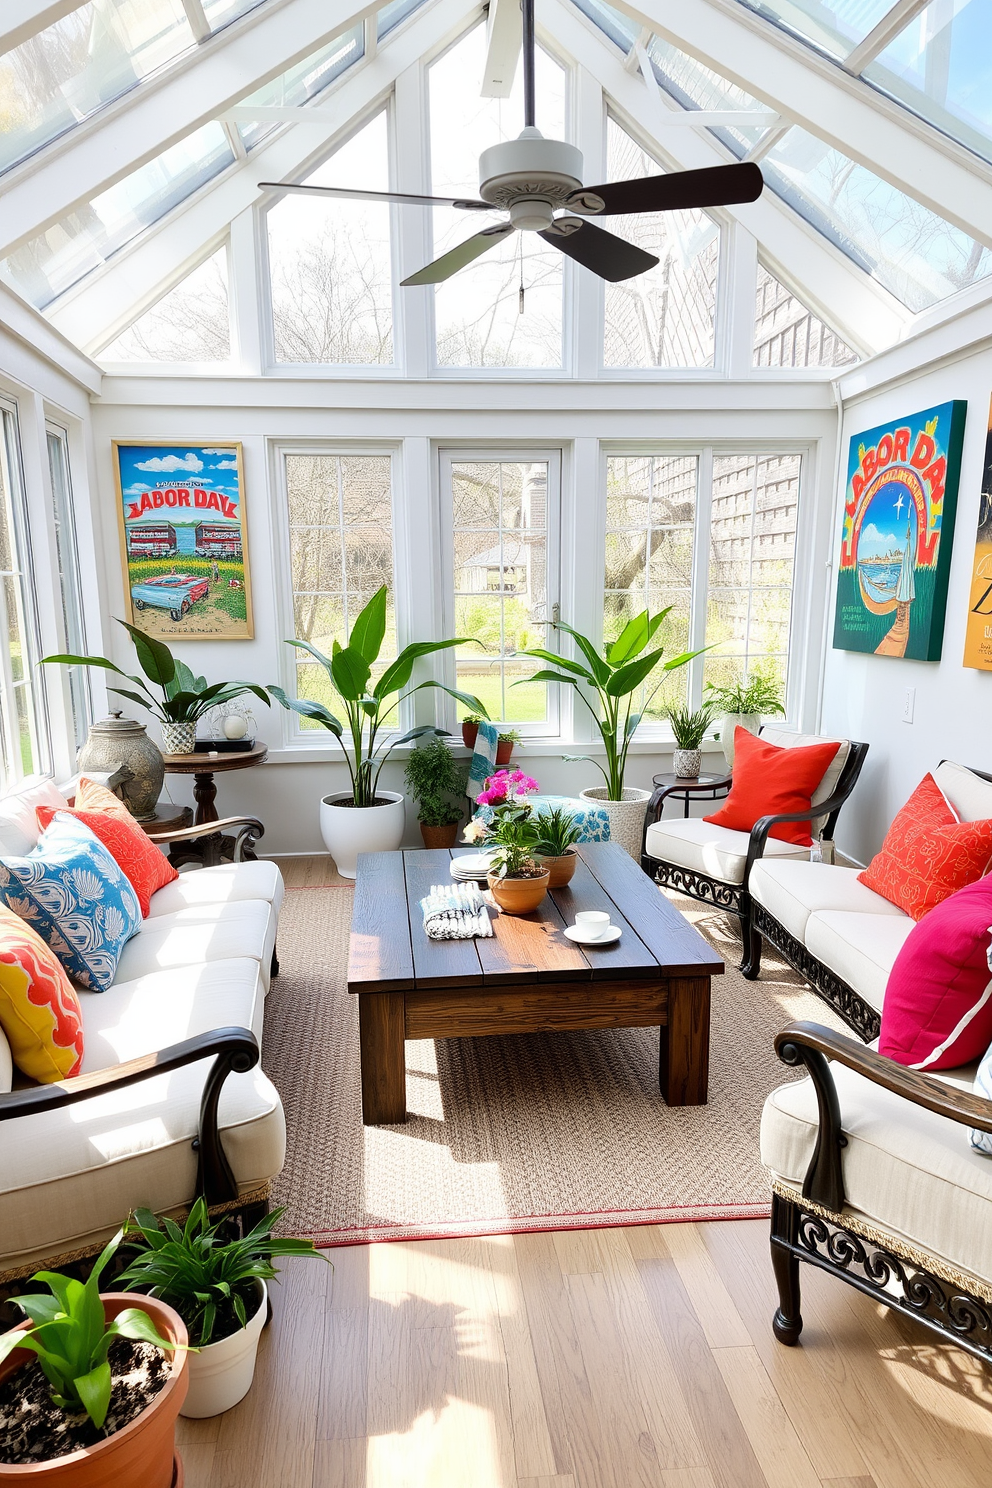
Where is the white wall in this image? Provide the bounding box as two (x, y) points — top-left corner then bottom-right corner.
(821, 311), (992, 865)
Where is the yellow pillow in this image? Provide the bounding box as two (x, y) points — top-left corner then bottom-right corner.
(0, 907), (84, 1081)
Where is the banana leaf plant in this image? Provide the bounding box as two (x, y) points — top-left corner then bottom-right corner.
(268, 586), (487, 809)
(517, 609), (701, 800)
(42, 619), (270, 724)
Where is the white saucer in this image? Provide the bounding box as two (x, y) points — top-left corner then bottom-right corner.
(564, 924), (622, 947)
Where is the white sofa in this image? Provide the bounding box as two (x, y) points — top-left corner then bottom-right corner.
(748, 759), (992, 1041)
(0, 775), (287, 1282)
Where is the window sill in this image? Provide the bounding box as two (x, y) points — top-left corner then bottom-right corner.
(262, 739), (730, 764)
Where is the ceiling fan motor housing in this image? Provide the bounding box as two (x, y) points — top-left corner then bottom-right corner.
(478, 129), (584, 230)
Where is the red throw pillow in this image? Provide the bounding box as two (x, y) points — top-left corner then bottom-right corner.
(36, 801), (177, 918)
(858, 774), (992, 922)
(880, 876), (992, 1069)
(703, 728), (840, 847)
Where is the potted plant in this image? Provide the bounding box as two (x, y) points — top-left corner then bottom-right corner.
(42, 620), (270, 757)
(518, 609), (698, 858)
(0, 1229), (189, 1485)
(533, 804), (581, 887)
(705, 671), (786, 768)
(460, 714), (518, 766)
(117, 1200), (325, 1421)
(404, 737), (468, 848)
(666, 702), (718, 780)
(461, 712), (487, 751)
(496, 729), (520, 767)
(486, 814), (549, 915)
(268, 587), (485, 877)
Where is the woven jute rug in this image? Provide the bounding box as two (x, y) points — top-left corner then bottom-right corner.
(264, 882), (845, 1247)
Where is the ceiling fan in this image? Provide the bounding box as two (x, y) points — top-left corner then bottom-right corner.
(260, 0), (763, 285)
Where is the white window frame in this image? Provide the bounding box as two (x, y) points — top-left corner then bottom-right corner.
(0, 395), (50, 786)
(437, 446), (563, 739)
(45, 420), (92, 751)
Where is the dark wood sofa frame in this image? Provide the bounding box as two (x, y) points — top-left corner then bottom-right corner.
(768, 1020), (992, 1366)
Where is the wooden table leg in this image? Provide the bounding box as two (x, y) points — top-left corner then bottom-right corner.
(659, 975), (710, 1106)
(358, 992), (407, 1124)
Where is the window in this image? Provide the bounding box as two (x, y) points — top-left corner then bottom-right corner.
(46, 425), (91, 750)
(267, 113), (393, 366)
(284, 454), (395, 728)
(0, 403), (47, 786)
(753, 263), (858, 367)
(234, 25), (365, 152)
(98, 245), (230, 362)
(442, 455), (558, 731)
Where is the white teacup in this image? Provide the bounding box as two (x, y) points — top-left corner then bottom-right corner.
(574, 910), (611, 938)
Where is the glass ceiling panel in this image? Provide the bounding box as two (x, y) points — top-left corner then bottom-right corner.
(644, 34), (771, 158)
(569, 0), (638, 52)
(0, 0), (195, 176)
(863, 0), (992, 165)
(0, 122), (234, 308)
(200, 0), (268, 28)
(236, 23), (365, 150)
(730, 0), (893, 61)
(377, 0), (429, 41)
(760, 126), (992, 309)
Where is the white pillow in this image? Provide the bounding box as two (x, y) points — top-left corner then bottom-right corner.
(934, 761), (992, 824)
(0, 775), (70, 856)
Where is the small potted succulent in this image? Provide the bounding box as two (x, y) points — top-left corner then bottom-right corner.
(533, 805), (581, 887)
(705, 671), (785, 768)
(118, 1200), (326, 1420)
(0, 1229), (189, 1484)
(495, 729), (520, 767)
(404, 737), (468, 848)
(461, 712), (487, 751)
(667, 702), (718, 779)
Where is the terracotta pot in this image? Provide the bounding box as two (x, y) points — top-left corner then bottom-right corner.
(540, 851), (578, 888)
(495, 739), (514, 766)
(420, 822), (460, 849)
(461, 722), (479, 751)
(487, 870), (549, 914)
(0, 1294), (188, 1486)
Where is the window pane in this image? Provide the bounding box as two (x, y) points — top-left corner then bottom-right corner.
(285, 454), (394, 727)
(47, 428), (91, 749)
(430, 25), (564, 368)
(731, 0), (893, 60)
(0, 408), (45, 787)
(268, 113), (393, 365)
(753, 262), (858, 367)
(235, 25), (365, 152)
(98, 245), (230, 362)
(705, 452), (800, 699)
(644, 34), (771, 159)
(451, 461), (550, 724)
(603, 120), (719, 369)
(377, 0), (428, 40)
(604, 456), (698, 723)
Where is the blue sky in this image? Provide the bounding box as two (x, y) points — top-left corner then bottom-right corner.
(118, 445), (241, 526)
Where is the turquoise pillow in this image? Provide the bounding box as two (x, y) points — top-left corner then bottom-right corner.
(0, 813), (141, 992)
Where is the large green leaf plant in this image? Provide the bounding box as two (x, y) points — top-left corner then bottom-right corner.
(268, 587), (486, 809)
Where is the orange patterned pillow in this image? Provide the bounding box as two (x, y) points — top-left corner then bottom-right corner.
(0, 906), (84, 1081)
(859, 774), (992, 921)
(37, 776), (177, 918)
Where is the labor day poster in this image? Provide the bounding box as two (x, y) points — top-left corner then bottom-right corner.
(962, 395), (992, 671)
(113, 441), (254, 640)
(832, 401), (967, 661)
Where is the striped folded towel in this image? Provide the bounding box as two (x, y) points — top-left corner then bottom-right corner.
(420, 882), (494, 940)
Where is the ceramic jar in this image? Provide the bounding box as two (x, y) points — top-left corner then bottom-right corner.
(77, 713), (164, 821)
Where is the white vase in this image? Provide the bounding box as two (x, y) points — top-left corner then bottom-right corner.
(181, 1281), (267, 1419)
(579, 786), (652, 860)
(319, 790), (406, 878)
(673, 748), (702, 780)
(720, 714), (763, 769)
(161, 720), (197, 756)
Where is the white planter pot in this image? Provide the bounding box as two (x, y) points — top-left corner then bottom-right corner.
(161, 720), (196, 756)
(673, 748), (702, 780)
(319, 790), (406, 878)
(181, 1281), (267, 1419)
(719, 714), (763, 769)
(579, 786), (652, 860)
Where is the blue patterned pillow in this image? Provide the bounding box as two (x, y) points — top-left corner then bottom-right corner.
(474, 794), (611, 843)
(0, 813), (141, 992)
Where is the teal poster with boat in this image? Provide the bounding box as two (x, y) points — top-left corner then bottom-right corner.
(832, 401), (967, 660)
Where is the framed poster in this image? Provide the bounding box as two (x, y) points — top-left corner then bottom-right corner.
(832, 400), (967, 660)
(962, 396), (992, 670)
(113, 441), (253, 640)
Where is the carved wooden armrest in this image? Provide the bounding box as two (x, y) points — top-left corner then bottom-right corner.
(774, 1020), (992, 1214)
(0, 1028), (259, 1206)
(147, 815), (264, 845)
(742, 788), (854, 887)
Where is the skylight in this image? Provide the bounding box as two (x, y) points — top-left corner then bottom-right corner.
(234, 24), (366, 151)
(731, 0), (893, 61)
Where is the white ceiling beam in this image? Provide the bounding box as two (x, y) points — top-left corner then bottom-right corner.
(602, 0), (992, 247)
(0, 0), (385, 258)
(223, 103), (356, 122)
(638, 108), (781, 128)
(47, 0), (478, 353)
(480, 0), (522, 99)
(843, 0), (930, 75)
(624, 25), (651, 73)
(0, 0), (83, 55)
(180, 0), (212, 45)
(550, 0), (910, 355)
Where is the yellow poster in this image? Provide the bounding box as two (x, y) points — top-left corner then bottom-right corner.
(963, 395), (992, 670)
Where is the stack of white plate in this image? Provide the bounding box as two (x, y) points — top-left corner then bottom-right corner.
(449, 852), (495, 881)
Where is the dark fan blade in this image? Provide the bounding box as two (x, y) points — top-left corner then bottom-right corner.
(258, 183), (493, 211)
(539, 218), (657, 282)
(566, 162), (764, 217)
(401, 223), (515, 286)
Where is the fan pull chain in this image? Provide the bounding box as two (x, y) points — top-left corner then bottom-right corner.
(518, 233), (525, 314)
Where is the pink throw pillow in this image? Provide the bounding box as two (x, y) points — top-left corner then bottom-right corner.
(879, 875), (992, 1070)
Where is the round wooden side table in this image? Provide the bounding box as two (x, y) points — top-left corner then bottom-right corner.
(650, 771), (732, 819)
(162, 742), (268, 867)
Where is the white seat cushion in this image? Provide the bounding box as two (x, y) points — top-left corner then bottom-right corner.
(804, 910), (915, 1013)
(114, 901), (276, 991)
(761, 1059), (992, 1290)
(0, 958), (285, 1271)
(0, 776), (70, 856)
(644, 816), (809, 886)
(749, 860), (906, 942)
(148, 861), (284, 918)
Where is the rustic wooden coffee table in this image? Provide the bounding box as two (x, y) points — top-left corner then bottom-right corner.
(348, 841), (724, 1125)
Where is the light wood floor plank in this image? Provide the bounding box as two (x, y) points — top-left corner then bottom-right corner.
(713, 1344), (822, 1488)
(312, 1438), (367, 1488)
(661, 1222), (752, 1349)
(176, 1441), (215, 1488)
(820, 1478), (878, 1488)
(487, 1235), (559, 1481)
(623, 1223), (672, 1260)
